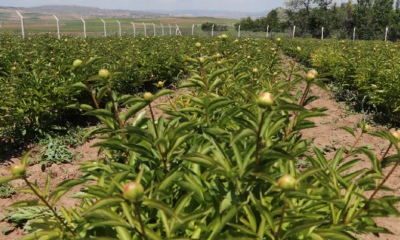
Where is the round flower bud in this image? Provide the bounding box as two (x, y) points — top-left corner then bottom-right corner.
(220, 34), (228, 40)
(73, 59), (82, 68)
(362, 124), (371, 133)
(391, 130), (400, 141)
(309, 69), (318, 77)
(273, 72), (278, 76)
(99, 69), (110, 78)
(258, 92), (274, 108)
(199, 57), (205, 63)
(195, 42), (201, 48)
(11, 67), (16, 71)
(276, 38), (281, 43)
(123, 182), (144, 202)
(252, 68), (258, 74)
(144, 92), (154, 101)
(306, 72), (316, 81)
(11, 164), (26, 176)
(278, 175), (296, 192)
(296, 46), (301, 52)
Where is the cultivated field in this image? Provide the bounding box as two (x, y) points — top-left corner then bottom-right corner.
(1, 34), (400, 240)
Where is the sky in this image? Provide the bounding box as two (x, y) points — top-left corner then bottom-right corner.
(3, 0), (287, 12)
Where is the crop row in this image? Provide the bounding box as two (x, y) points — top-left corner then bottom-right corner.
(280, 38), (400, 122)
(0, 33), (278, 141)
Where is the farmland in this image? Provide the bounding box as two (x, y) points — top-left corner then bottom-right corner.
(2, 33), (400, 240)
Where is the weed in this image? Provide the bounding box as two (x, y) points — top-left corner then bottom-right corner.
(0, 182), (15, 198)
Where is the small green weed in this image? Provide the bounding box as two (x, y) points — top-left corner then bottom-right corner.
(0, 182), (15, 198)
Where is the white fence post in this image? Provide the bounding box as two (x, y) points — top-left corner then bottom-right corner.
(321, 27), (324, 40)
(116, 20), (121, 37)
(212, 24), (214, 37)
(267, 25), (269, 37)
(16, 11), (25, 39)
(385, 27), (388, 41)
(131, 22), (135, 37)
(168, 24), (171, 35)
(160, 23), (164, 36)
(353, 28), (355, 41)
(175, 24), (182, 36)
(101, 19), (106, 37)
(293, 25), (296, 38)
(192, 24), (194, 35)
(53, 15), (60, 40)
(81, 18), (86, 38)
(142, 22), (146, 37)
(238, 25), (240, 38)
(152, 23), (156, 36)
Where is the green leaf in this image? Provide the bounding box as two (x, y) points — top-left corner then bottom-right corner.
(208, 204), (245, 240)
(87, 220), (131, 230)
(143, 199), (183, 223)
(123, 102), (147, 123)
(154, 89), (174, 100)
(283, 220), (329, 238)
(21, 149), (34, 167)
(84, 197), (125, 214)
(8, 200), (46, 208)
(69, 82), (89, 92)
(339, 126), (356, 138)
(179, 107), (205, 115)
(230, 128), (256, 146)
(66, 104), (93, 111)
(0, 177), (12, 185)
(83, 109), (115, 119)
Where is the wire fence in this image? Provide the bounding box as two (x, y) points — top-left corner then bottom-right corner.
(2, 23), (400, 42)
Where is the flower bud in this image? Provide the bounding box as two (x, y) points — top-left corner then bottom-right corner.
(123, 182), (144, 202)
(220, 34), (228, 40)
(362, 124), (371, 133)
(11, 164), (26, 176)
(99, 69), (110, 78)
(296, 46), (301, 52)
(276, 38), (281, 43)
(258, 92), (274, 108)
(73, 59), (82, 68)
(306, 72), (316, 81)
(252, 68), (258, 74)
(195, 42), (201, 48)
(278, 175), (296, 192)
(391, 130), (400, 141)
(144, 92), (154, 101)
(199, 57), (205, 63)
(309, 69), (318, 77)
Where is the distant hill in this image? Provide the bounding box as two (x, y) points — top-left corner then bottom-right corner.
(0, 5), (169, 20)
(148, 10), (271, 19)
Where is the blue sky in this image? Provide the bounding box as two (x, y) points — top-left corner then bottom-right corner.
(4, 0), (287, 12)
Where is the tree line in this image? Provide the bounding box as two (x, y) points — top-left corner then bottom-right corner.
(235, 0), (400, 40)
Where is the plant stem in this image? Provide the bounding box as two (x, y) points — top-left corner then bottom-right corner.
(134, 202), (148, 240)
(241, 112), (266, 194)
(148, 103), (168, 175)
(379, 143), (392, 162)
(346, 157), (400, 223)
(344, 134), (362, 159)
(275, 198), (286, 240)
(81, 71), (99, 109)
(225, 42), (230, 68)
(23, 178), (75, 237)
(105, 83), (124, 128)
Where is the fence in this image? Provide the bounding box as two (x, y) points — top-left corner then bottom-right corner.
(3, 12), (400, 41)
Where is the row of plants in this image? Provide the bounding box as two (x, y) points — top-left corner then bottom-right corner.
(280, 38), (400, 124)
(2, 35), (400, 239)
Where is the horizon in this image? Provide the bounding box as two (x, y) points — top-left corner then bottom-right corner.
(2, 0), (284, 13)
